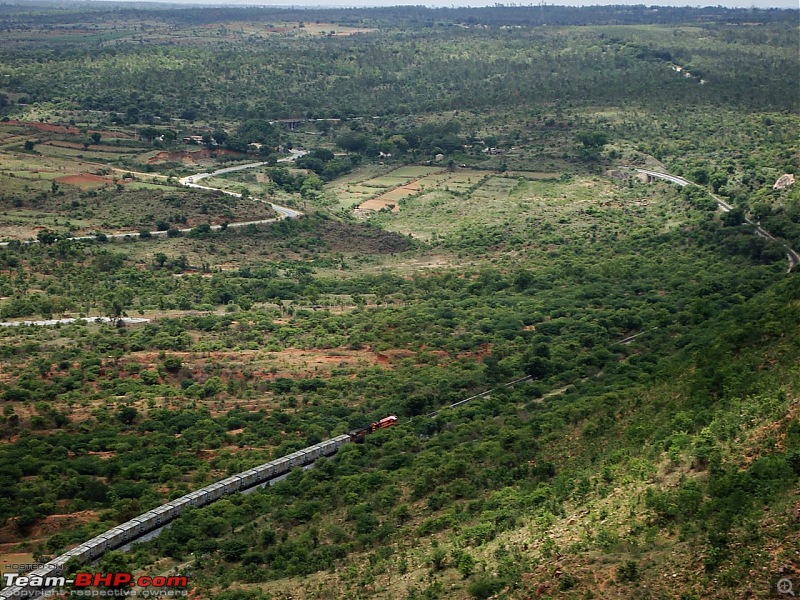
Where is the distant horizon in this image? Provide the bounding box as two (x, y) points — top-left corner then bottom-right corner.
(46, 0), (800, 10)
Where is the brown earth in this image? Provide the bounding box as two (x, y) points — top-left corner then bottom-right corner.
(43, 140), (137, 153)
(54, 173), (115, 188)
(118, 347), (389, 386)
(0, 510), (98, 546)
(2, 120), (132, 139)
(0, 552), (35, 572)
(147, 148), (247, 164)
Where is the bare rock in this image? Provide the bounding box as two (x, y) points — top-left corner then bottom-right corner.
(773, 174), (795, 191)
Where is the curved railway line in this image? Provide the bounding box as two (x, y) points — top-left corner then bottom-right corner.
(2, 162), (792, 597)
(0, 153), (317, 599)
(0, 422), (393, 598)
(0, 152), (306, 248)
(633, 168), (799, 272)
(0, 376), (535, 598)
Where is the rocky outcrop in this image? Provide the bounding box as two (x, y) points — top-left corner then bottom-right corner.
(773, 174), (795, 191)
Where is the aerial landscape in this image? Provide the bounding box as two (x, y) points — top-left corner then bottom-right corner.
(0, 2), (797, 599)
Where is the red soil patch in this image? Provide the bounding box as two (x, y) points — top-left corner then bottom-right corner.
(376, 349), (415, 364)
(458, 343), (492, 361)
(55, 173), (114, 189)
(356, 173), (438, 213)
(0, 510), (98, 545)
(5, 120), (80, 135)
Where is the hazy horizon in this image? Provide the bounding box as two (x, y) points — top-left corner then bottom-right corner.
(55, 0), (800, 10)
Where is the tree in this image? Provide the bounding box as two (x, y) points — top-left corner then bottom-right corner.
(428, 546), (447, 571)
(389, 135), (409, 154)
(577, 131), (608, 148)
(139, 126), (160, 141)
(722, 207), (745, 227)
(213, 130), (228, 146)
(301, 175), (324, 199)
(24, 140), (35, 152)
(117, 406), (138, 426)
(37, 229), (58, 245)
(455, 550), (476, 578)
(102, 288), (134, 325)
(189, 223), (212, 238)
(221, 539), (249, 562)
(336, 131), (369, 152)
(690, 166), (710, 185)
(97, 552), (132, 588)
(163, 355), (182, 372)
(750, 202), (772, 221)
(577, 130), (608, 162)
(91, 133), (102, 144)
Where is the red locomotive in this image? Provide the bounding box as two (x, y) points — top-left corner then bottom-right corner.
(349, 415), (398, 442)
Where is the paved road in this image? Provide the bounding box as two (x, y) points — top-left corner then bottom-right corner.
(179, 148), (307, 185)
(178, 149), (306, 218)
(634, 168), (798, 272)
(0, 150), (307, 247)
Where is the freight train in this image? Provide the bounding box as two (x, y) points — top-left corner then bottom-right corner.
(0, 417), (398, 599)
(348, 415), (398, 440)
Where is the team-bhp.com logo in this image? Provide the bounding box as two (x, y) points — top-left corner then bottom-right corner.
(4, 572), (187, 589)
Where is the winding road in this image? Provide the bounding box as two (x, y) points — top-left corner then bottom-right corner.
(178, 148), (306, 220)
(0, 150), (307, 247)
(3, 158), (796, 275)
(0, 152), (311, 327)
(634, 168), (799, 272)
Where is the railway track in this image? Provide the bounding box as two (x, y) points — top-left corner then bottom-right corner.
(0, 437), (352, 598)
(632, 168), (798, 273)
(0, 374), (534, 598)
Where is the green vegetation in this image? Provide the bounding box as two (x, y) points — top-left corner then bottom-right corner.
(0, 4), (797, 600)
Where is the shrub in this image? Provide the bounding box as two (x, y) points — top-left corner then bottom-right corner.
(617, 561), (640, 583)
(162, 356), (183, 372)
(468, 577), (506, 600)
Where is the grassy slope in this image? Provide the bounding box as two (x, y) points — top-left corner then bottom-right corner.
(101, 181), (797, 600)
(0, 10), (796, 599)
(158, 277), (799, 600)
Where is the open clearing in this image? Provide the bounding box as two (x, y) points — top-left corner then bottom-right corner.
(370, 174), (622, 241)
(346, 166), (493, 214)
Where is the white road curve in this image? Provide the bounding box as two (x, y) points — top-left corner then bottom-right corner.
(0, 150), (308, 247)
(632, 168), (798, 272)
(177, 152), (307, 218)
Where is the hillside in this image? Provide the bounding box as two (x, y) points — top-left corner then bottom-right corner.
(0, 4), (797, 600)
